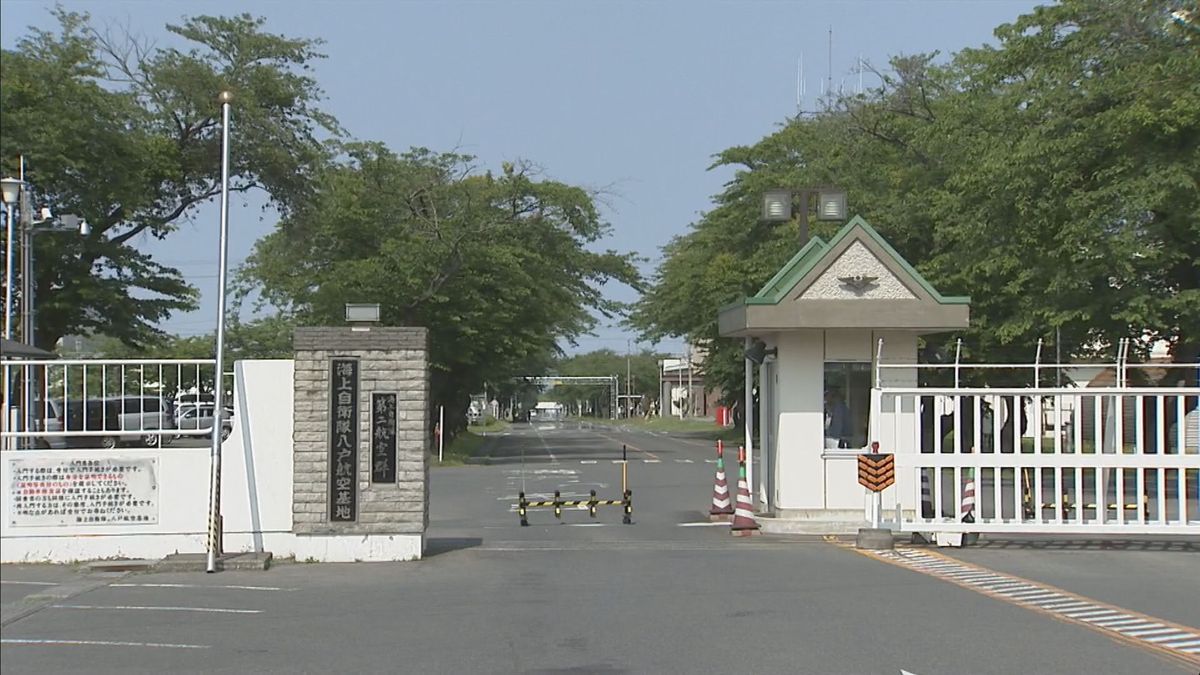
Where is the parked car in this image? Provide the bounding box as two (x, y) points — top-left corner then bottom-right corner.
(107, 396), (178, 447)
(28, 398), (121, 449)
(176, 404), (233, 441)
(32, 398), (67, 449)
(61, 398), (124, 449)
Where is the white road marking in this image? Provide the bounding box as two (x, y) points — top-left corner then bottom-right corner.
(0, 580), (57, 586)
(580, 460), (597, 464)
(1163, 638), (1200, 649)
(868, 548), (1200, 664)
(110, 583), (295, 592)
(643, 459), (661, 464)
(566, 523), (606, 527)
(674, 459), (694, 464)
(677, 522), (727, 527)
(533, 426), (558, 463)
(1137, 629), (1195, 638)
(1, 638), (209, 650)
(52, 604), (261, 614)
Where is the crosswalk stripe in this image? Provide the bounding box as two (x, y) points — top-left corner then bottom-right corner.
(1143, 632), (1197, 644)
(859, 547), (1200, 665)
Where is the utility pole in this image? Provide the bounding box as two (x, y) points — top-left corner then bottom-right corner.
(626, 339), (633, 418)
(19, 156), (32, 348)
(19, 160), (33, 448)
(657, 358), (663, 418)
(686, 344), (693, 419)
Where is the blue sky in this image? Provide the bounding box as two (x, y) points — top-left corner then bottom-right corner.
(1, 0), (1042, 356)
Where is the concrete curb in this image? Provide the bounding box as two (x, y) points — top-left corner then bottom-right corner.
(85, 559), (157, 573)
(756, 517), (867, 536)
(153, 552), (273, 573)
(855, 528), (896, 550)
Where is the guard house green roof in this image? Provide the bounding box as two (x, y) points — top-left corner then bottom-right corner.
(718, 216), (970, 337)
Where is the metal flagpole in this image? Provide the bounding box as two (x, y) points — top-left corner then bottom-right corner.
(207, 91), (234, 573)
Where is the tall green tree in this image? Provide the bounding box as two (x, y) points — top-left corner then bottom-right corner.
(0, 11), (338, 350)
(238, 144), (641, 431)
(633, 0), (1199, 403)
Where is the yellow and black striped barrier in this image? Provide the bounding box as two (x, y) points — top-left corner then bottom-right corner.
(518, 489), (632, 526)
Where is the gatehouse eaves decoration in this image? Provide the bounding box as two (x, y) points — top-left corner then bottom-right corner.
(837, 274), (879, 294)
(717, 215), (970, 337)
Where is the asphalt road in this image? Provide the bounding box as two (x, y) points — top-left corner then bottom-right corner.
(2, 421), (1197, 674)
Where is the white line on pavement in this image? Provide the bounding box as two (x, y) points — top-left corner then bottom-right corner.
(677, 522), (727, 527)
(674, 459), (694, 463)
(644, 459), (661, 463)
(0, 580), (57, 586)
(51, 604), (261, 614)
(580, 460), (597, 464)
(534, 426), (558, 463)
(110, 583), (296, 592)
(1, 638), (210, 650)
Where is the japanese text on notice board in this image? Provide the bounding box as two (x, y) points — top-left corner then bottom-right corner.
(9, 457), (158, 527)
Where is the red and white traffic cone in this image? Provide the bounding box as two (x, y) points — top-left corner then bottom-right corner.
(730, 446), (759, 536)
(961, 470), (976, 524)
(710, 440), (734, 522)
(960, 469), (978, 545)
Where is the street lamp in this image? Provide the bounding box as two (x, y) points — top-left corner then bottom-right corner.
(2, 176), (23, 341)
(761, 187), (847, 245)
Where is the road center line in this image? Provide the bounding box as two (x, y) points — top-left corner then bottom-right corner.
(533, 426), (558, 463)
(1, 638), (210, 650)
(0, 580), (57, 586)
(593, 432), (661, 461)
(51, 604), (261, 614)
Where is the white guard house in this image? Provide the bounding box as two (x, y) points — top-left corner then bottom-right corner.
(718, 216), (970, 532)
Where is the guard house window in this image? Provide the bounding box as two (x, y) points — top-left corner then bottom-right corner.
(823, 362), (871, 449)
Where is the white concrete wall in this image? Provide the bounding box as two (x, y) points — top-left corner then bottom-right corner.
(219, 359), (295, 554)
(773, 331), (825, 511)
(2, 359), (422, 563)
(771, 329), (919, 518)
(2, 447), (210, 562)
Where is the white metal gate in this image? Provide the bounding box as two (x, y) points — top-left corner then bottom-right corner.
(870, 367), (1199, 536)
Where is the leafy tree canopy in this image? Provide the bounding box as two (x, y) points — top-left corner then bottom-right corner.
(632, 0), (1199, 402)
(237, 144), (641, 430)
(0, 10), (338, 350)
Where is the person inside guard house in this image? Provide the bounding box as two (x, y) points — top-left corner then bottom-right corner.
(824, 387), (851, 449)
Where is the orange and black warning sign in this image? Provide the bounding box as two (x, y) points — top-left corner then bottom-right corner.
(857, 453), (895, 492)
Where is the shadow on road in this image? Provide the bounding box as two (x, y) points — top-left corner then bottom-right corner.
(966, 537), (1198, 552)
(424, 537), (484, 557)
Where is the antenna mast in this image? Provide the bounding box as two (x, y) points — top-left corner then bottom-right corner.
(826, 25), (833, 107)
